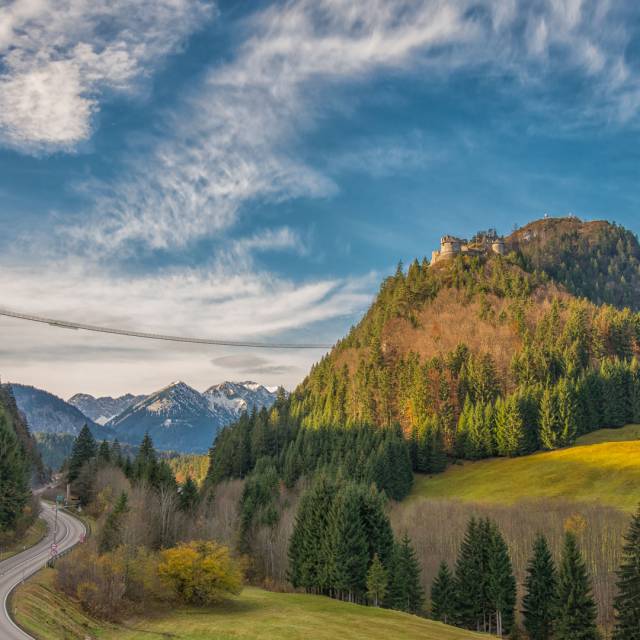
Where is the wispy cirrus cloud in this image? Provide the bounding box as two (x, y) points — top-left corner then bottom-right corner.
(0, 0), (215, 152)
(72, 0), (640, 255)
(0, 258), (376, 395)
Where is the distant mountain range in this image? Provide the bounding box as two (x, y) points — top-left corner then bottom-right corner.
(10, 384), (114, 438)
(11, 380), (279, 454)
(68, 393), (146, 425)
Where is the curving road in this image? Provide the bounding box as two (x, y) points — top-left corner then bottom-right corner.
(0, 502), (86, 640)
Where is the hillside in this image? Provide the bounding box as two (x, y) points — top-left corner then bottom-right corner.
(411, 425), (640, 511)
(9, 383), (112, 438)
(508, 217), (640, 310)
(0, 383), (45, 483)
(209, 216), (640, 494)
(14, 571), (492, 640)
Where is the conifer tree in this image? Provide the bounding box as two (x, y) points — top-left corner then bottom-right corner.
(134, 432), (158, 484)
(613, 504), (640, 639)
(288, 475), (338, 593)
(555, 532), (599, 640)
(178, 475), (200, 513)
(0, 411), (30, 531)
(98, 490), (129, 553)
(539, 387), (560, 450)
(68, 424), (97, 482)
(487, 524), (516, 637)
(454, 517), (485, 630)
(366, 553), (388, 607)
(522, 534), (558, 640)
(386, 534), (424, 614)
(327, 483), (369, 601)
(111, 439), (123, 467)
(431, 561), (456, 625)
(97, 439), (111, 465)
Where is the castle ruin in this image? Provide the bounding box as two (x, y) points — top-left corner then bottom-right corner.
(430, 233), (505, 265)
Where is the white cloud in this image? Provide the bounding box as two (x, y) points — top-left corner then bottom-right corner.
(0, 0), (214, 151)
(0, 258), (375, 396)
(72, 0), (640, 254)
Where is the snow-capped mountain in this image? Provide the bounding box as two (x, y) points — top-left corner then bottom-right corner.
(106, 381), (221, 453)
(68, 393), (146, 425)
(10, 383), (114, 439)
(105, 380), (280, 453)
(203, 381), (279, 416)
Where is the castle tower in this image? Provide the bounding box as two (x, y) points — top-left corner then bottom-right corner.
(491, 238), (506, 255)
(440, 236), (463, 258)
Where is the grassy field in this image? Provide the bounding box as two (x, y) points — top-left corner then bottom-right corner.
(576, 423), (640, 445)
(15, 569), (492, 640)
(0, 518), (47, 562)
(412, 426), (640, 511)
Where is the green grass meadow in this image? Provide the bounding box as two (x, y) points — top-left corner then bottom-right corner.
(15, 570), (492, 640)
(412, 425), (640, 511)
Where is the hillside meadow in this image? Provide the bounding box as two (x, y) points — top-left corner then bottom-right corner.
(14, 569), (493, 640)
(411, 425), (640, 511)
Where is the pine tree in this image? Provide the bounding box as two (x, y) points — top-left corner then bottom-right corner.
(178, 475), (200, 513)
(111, 439), (123, 467)
(539, 387), (560, 450)
(487, 523), (516, 637)
(431, 561), (456, 625)
(327, 483), (369, 600)
(97, 439), (111, 465)
(288, 475), (338, 593)
(0, 411), (30, 531)
(555, 532), (599, 640)
(613, 504), (640, 639)
(134, 432), (158, 484)
(98, 490), (129, 553)
(386, 534), (424, 614)
(454, 517), (485, 630)
(68, 424), (97, 482)
(366, 553), (388, 607)
(522, 534), (558, 640)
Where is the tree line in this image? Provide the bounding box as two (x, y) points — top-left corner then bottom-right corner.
(288, 474), (424, 614)
(430, 508), (640, 639)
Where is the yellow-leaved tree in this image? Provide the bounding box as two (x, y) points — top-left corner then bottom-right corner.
(158, 540), (243, 606)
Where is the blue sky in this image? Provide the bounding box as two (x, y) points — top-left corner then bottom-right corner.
(1, 0), (640, 397)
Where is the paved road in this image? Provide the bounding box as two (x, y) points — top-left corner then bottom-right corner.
(0, 502), (86, 640)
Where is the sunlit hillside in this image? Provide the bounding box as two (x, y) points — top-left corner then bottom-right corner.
(411, 425), (640, 511)
(15, 571), (493, 640)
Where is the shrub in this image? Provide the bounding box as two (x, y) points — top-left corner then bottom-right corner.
(158, 540), (243, 606)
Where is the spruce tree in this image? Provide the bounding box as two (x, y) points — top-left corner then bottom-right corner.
(366, 553), (388, 607)
(431, 561), (456, 625)
(522, 534), (558, 640)
(327, 483), (369, 601)
(111, 439), (123, 467)
(97, 439), (111, 465)
(179, 475), (200, 513)
(68, 424), (97, 482)
(539, 387), (560, 450)
(386, 534), (424, 614)
(613, 504), (640, 639)
(0, 412), (30, 531)
(134, 432), (158, 484)
(454, 517), (485, 630)
(98, 491), (129, 553)
(487, 523), (516, 637)
(555, 532), (599, 640)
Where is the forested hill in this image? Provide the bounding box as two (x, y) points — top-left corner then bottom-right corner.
(508, 217), (640, 310)
(208, 217), (640, 499)
(0, 383), (45, 484)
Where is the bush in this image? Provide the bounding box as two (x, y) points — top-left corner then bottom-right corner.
(158, 540), (243, 606)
